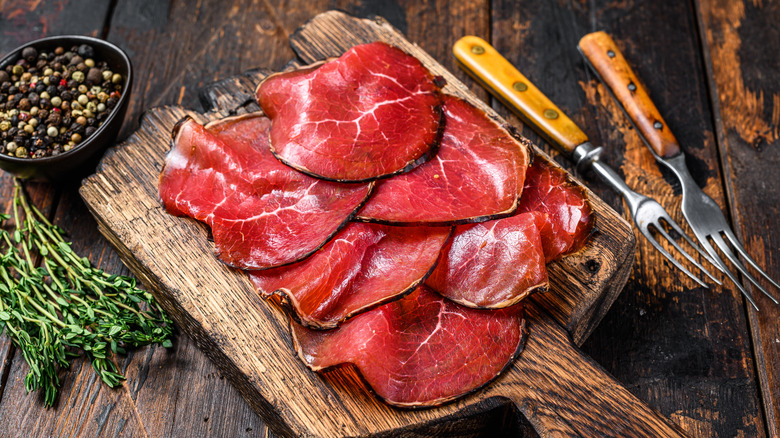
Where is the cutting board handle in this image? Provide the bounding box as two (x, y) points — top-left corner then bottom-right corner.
(489, 307), (688, 437)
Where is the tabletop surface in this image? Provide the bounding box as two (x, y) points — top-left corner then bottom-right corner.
(0, 1), (778, 437)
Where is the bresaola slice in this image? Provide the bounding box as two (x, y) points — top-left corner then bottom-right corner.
(517, 160), (594, 261)
(257, 42), (444, 182)
(357, 96), (529, 225)
(425, 212), (548, 308)
(250, 223), (451, 329)
(292, 285), (527, 407)
(158, 114), (372, 270)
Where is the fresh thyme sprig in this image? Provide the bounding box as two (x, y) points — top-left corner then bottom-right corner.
(0, 179), (173, 406)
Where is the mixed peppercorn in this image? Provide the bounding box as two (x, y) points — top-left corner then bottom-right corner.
(0, 44), (124, 158)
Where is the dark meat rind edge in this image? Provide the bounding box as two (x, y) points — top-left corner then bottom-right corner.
(255, 44), (447, 183)
(161, 113), (376, 271)
(289, 304), (528, 409)
(430, 282), (549, 310)
(261, 226), (455, 330)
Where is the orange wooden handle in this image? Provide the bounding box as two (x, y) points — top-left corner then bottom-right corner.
(578, 31), (681, 158)
(454, 36), (589, 155)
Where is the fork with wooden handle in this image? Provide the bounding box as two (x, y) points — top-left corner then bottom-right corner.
(453, 36), (718, 288)
(579, 31), (779, 310)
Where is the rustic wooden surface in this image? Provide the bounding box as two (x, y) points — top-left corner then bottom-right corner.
(79, 11), (680, 437)
(0, 0), (777, 437)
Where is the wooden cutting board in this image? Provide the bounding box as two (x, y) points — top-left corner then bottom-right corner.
(79, 11), (685, 438)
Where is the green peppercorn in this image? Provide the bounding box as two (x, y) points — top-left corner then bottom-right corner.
(46, 126), (58, 137)
(97, 92), (108, 103)
(6, 141), (17, 152)
(63, 144), (73, 152)
(97, 103), (106, 113)
(90, 86), (101, 94)
(43, 76), (50, 85)
(51, 96), (62, 107)
(43, 68), (53, 77)
(72, 71), (85, 83)
(71, 101), (82, 111)
(111, 73), (122, 84)
(102, 70), (113, 81)
(86, 102), (96, 113)
(78, 84), (88, 93)
(14, 146), (26, 157)
(12, 65), (24, 76)
(23, 124), (34, 134)
(28, 118), (38, 127)
(83, 109), (94, 119)
(30, 107), (38, 116)
(40, 91), (50, 100)
(85, 59), (95, 68)
(0, 121), (10, 131)
(77, 94), (88, 106)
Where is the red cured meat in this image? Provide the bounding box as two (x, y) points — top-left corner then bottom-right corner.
(518, 160), (593, 261)
(425, 212), (548, 308)
(250, 223), (451, 329)
(292, 285), (526, 407)
(256, 42), (443, 182)
(357, 96), (529, 225)
(158, 114), (373, 270)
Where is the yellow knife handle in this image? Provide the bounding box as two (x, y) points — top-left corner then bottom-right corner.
(453, 36), (589, 155)
(578, 32), (681, 158)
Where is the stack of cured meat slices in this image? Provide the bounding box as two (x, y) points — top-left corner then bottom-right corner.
(159, 41), (593, 408)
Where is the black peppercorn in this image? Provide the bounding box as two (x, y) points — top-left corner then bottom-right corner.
(85, 126), (96, 137)
(18, 98), (31, 111)
(46, 85), (58, 96)
(0, 71), (8, 83)
(106, 97), (118, 109)
(77, 44), (95, 58)
(22, 46), (38, 62)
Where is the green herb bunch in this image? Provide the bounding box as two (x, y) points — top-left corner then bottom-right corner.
(0, 180), (173, 406)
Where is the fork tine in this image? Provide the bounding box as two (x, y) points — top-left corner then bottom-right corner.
(655, 215), (722, 285)
(721, 228), (780, 291)
(695, 233), (760, 311)
(711, 233), (780, 305)
(636, 224), (709, 288)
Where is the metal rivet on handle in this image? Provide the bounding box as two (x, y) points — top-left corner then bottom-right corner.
(607, 50), (616, 58)
(654, 121), (663, 129)
(628, 82), (637, 91)
(471, 45), (485, 55)
(543, 109), (559, 120)
(513, 81), (528, 92)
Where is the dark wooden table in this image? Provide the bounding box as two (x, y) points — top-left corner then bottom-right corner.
(1, 1), (778, 437)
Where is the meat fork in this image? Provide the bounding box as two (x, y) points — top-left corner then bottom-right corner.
(579, 31), (779, 310)
(453, 36), (718, 287)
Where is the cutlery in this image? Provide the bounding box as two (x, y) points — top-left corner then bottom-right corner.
(453, 36), (718, 288)
(578, 31), (779, 310)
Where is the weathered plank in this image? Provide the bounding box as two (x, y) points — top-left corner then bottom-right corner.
(696, 0), (780, 436)
(487, 0), (766, 436)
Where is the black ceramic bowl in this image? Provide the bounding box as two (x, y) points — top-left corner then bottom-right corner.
(0, 35), (133, 181)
